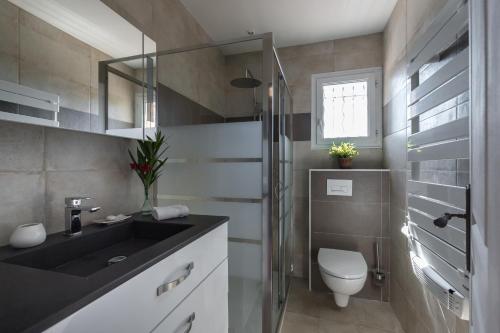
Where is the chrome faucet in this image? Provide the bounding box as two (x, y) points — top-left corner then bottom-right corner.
(65, 197), (101, 237)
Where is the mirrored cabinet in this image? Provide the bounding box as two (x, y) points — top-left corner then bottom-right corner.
(0, 0), (156, 139)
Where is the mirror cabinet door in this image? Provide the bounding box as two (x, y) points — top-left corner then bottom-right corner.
(0, 0), (156, 139)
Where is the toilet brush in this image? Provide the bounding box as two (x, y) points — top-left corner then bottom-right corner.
(374, 241), (386, 285)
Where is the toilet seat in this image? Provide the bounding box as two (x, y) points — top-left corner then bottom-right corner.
(318, 248), (367, 280)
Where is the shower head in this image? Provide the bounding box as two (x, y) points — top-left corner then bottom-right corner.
(230, 77), (262, 88)
(230, 68), (262, 88)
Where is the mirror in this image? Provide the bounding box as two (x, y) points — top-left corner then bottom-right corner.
(0, 0), (156, 139)
(153, 38), (264, 127)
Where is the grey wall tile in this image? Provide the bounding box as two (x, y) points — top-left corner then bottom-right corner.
(293, 170), (309, 199)
(293, 197), (309, 278)
(0, 122), (44, 171)
(45, 128), (131, 172)
(333, 51), (383, 72)
(311, 201), (383, 236)
(383, 129), (407, 170)
(333, 33), (383, 54)
(381, 202), (390, 237)
(390, 170), (407, 212)
(292, 113), (311, 141)
(0, 0), (19, 83)
(390, 205), (408, 252)
(382, 171), (390, 204)
(45, 169), (141, 233)
(278, 40), (334, 61)
(0, 172), (45, 245)
(310, 262), (329, 292)
(383, 86), (407, 137)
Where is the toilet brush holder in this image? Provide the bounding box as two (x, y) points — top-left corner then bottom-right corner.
(372, 241), (385, 286)
(371, 268), (386, 286)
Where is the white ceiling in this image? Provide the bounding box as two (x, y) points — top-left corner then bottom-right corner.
(180, 0), (397, 48)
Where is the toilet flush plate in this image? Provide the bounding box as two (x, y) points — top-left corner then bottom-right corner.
(326, 179), (352, 196)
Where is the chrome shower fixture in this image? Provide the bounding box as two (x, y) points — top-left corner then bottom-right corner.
(230, 68), (262, 88)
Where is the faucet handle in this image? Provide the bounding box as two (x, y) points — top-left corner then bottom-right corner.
(65, 196), (93, 207)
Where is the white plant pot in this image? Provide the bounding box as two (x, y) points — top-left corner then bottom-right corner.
(9, 223), (46, 248)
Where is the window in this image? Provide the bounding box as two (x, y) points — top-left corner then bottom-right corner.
(311, 67), (382, 149)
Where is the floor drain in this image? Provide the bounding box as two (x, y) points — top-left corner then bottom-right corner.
(107, 255), (127, 266)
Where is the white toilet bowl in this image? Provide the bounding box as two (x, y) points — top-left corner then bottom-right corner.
(318, 248), (368, 307)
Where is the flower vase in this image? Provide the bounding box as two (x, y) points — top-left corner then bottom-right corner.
(141, 187), (153, 215)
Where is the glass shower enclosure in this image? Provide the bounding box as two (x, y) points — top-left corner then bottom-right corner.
(114, 33), (293, 333)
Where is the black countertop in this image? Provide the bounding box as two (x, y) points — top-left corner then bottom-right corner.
(0, 214), (228, 333)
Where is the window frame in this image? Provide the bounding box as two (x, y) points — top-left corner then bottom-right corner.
(311, 67), (382, 149)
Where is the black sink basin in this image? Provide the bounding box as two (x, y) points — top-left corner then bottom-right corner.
(3, 221), (192, 277)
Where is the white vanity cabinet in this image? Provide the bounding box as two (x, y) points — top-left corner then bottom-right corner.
(151, 260), (228, 332)
(44, 224), (228, 333)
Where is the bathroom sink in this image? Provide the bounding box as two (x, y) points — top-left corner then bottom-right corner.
(2, 221), (193, 277)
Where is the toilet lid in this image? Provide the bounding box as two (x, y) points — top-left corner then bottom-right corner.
(318, 248), (367, 279)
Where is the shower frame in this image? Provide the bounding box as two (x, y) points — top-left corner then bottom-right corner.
(101, 32), (293, 333)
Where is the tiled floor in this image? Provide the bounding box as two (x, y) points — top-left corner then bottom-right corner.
(280, 279), (404, 333)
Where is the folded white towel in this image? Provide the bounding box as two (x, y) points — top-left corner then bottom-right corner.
(152, 205), (190, 221)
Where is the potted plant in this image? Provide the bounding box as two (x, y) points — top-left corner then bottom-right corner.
(328, 142), (359, 169)
(129, 131), (168, 215)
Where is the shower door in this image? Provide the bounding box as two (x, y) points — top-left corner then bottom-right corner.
(271, 63), (293, 332)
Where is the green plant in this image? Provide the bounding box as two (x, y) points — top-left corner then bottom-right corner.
(129, 130), (168, 214)
(328, 141), (359, 159)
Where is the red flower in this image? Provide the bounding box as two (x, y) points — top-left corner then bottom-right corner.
(139, 163), (152, 174)
(130, 162), (138, 170)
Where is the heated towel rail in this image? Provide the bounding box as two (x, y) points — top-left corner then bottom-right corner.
(0, 79), (59, 127)
(405, 0), (470, 320)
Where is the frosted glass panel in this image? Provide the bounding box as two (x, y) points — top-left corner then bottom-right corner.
(157, 121), (264, 333)
(229, 276), (262, 333)
(161, 121), (262, 158)
(229, 241), (262, 280)
(284, 188), (291, 216)
(159, 162), (262, 198)
(284, 136), (292, 162)
(158, 199), (262, 241)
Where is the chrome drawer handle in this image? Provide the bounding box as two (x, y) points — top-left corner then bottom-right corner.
(156, 262), (194, 296)
(184, 313), (196, 333)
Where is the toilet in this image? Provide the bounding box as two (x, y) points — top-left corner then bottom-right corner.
(317, 248), (368, 307)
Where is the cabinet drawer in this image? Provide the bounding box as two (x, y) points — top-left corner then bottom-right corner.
(152, 259), (228, 333)
(45, 224), (227, 333)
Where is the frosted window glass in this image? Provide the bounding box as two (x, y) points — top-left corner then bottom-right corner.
(322, 81), (368, 138)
